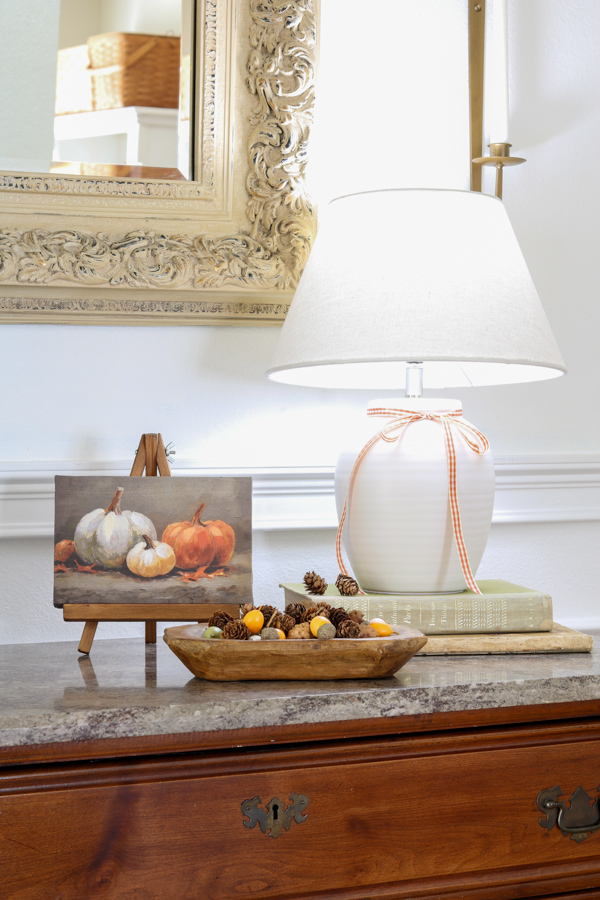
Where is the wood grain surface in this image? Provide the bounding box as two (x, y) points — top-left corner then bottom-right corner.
(163, 624), (428, 680)
(63, 602), (241, 621)
(4, 721), (600, 898)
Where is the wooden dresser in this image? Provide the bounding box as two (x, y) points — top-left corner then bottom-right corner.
(2, 637), (600, 899)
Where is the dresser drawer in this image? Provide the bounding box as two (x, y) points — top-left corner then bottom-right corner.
(3, 723), (600, 899)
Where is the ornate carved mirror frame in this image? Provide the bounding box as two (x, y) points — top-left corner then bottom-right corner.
(0, 0), (316, 326)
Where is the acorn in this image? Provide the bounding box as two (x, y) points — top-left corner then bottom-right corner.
(202, 626), (223, 639)
(309, 615), (331, 637)
(316, 621), (336, 640)
(260, 627), (282, 641)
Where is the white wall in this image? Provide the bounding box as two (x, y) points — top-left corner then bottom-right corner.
(59, 0), (101, 49)
(100, 0), (181, 36)
(1, 0), (599, 643)
(0, 0), (60, 170)
(59, 0), (182, 47)
(309, 0), (470, 201)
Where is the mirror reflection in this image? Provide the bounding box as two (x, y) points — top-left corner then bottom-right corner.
(0, 0), (193, 181)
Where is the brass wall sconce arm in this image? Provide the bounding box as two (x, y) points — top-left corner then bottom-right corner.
(469, 1), (526, 199)
(473, 142), (526, 200)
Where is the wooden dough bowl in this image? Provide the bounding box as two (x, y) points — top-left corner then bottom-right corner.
(163, 623), (427, 681)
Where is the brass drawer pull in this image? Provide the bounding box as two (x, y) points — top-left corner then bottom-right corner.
(241, 793), (309, 838)
(538, 786), (600, 842)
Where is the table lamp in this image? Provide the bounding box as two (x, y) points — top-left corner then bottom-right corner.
(267, 188), (566, 595)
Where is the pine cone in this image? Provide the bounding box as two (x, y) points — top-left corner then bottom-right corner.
(304, 571), (328, 595)
(240, 602), (254, 616)
(348, 609), (365, 625)
(259, 605), (280, 628)
(301, 605), (331, 624)
(279, 614), (296, 635)
(336, 619), (362, 639)
(285, 602), (306, 624)
(208, 610), (234, 630)
(329, 606), (351, 628)
(336, 574), (360, 596)
(222, 620), (252, 640)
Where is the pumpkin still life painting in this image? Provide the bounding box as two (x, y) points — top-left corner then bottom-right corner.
(53, 476), (252, 607)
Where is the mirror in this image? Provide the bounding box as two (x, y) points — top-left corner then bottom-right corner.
(0, 0), (193, 181)
(0, 0), (317, 324)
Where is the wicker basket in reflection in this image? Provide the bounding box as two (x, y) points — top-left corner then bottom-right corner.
(56, 45), (93, 115)
(87, 32), (180, 111)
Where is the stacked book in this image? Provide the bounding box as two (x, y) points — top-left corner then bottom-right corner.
(280, 580), (592, 654)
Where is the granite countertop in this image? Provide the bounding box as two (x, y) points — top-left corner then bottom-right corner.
(1, 636), (600, 750)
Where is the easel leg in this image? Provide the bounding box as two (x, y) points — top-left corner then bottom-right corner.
(78, 621), (98, 655)
(137, 434), (168, 649)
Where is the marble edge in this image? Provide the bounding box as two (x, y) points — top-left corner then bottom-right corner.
(3, 674), (600, 749)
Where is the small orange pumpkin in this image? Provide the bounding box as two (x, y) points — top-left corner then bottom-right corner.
(161, 502), (215, 570)
(54, 539), (76, 562)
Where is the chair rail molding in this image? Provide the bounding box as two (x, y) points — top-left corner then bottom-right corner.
(1, 454), (600, 539)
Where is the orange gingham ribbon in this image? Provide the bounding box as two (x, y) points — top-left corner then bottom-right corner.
(336, 407), (490, 595)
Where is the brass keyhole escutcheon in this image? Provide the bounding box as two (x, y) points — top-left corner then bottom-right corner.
(241, 793), (308, 838)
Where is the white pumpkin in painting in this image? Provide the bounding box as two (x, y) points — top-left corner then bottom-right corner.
(74, 487), (157, 568)
(126, 535), (176, 578)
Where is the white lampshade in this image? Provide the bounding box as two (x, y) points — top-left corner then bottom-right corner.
(267, 188), (566, 389)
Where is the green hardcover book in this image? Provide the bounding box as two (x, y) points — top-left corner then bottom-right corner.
(280, 580), (553, 634)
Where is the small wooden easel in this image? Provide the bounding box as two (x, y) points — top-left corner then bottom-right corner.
(64, 433), (239, 654)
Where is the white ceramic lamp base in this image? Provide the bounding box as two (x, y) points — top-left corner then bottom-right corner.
(334, 399), (495, 594)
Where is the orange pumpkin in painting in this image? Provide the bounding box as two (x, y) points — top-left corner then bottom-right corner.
(54, 539), (76, 562)
(161, 502), (235, 569)
(203, 517), (235, 566)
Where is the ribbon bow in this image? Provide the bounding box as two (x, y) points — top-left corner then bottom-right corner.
(336, 407), (490, 595)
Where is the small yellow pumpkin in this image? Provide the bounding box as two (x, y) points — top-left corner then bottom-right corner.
(126, 534), (176, 578)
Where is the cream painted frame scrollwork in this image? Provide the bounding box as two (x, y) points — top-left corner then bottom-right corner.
(0, 0), (317, 325)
